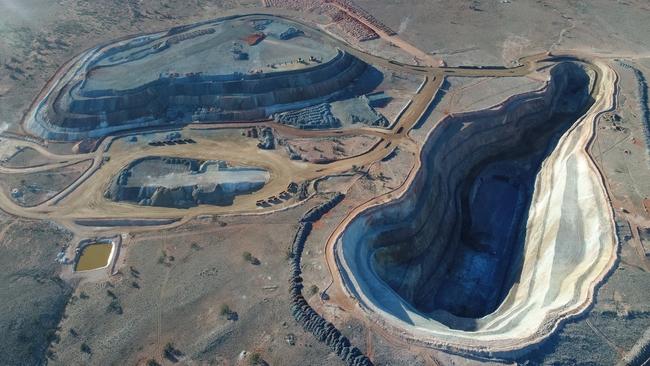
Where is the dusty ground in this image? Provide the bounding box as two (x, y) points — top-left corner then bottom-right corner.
(281, 135), (380, 163)
(0, 159), (93, 206)
(49, 205), (340, 365)
(355, 0), (650, 66)
(0, 146), (57, 168)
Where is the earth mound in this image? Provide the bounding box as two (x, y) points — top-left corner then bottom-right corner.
(27, 16), (367, 140)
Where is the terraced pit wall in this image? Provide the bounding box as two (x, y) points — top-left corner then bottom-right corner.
(336, 61), (617, 355)
(31, 50), (366, 140)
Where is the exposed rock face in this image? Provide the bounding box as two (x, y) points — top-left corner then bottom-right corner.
(105, 156), (269, 208)
(335, 61), (618, 355)
(364, 63), (593, 319)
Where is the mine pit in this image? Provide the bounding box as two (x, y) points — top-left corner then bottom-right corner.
(26, 15), (373, 140)
(375, 62), (593, 325)
(336, 61), (616, 350)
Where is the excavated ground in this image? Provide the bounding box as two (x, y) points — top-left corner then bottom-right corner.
(335, 60), (618, 355)
(105, 156), (269, 208)
(25, 15), (372, 140)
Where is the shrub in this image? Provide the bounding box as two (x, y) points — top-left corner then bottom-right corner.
(243, 251), (260, 265)
(220, 304), (231, 316)
(107, 299), (123, 315)
(163, 342), (183, 362)
(309, 285), (319, 296)
(242, 251), (253, 262)
(249, 352), (262, 365)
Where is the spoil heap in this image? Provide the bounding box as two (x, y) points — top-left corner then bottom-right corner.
(26, 16), (367, 140)
(289, 193), (373, 366)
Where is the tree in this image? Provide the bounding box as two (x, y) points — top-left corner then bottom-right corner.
(309, 285), (319, 296)
(243, 251), (260, 265)
(249, 352), (263, 365)
(242, 251), (253, 262)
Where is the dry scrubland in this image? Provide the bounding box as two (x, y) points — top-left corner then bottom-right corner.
(0, 214), (73, 365)
(355, 0), (650, 66)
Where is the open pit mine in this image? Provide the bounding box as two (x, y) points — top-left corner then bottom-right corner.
(335, 60), (618, 357)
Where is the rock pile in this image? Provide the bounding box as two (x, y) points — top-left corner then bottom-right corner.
(274, 103), (341, 129)
(257, 127), (275, 149)
(288, 193), (373, 366)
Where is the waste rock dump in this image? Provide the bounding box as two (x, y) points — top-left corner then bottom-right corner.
(26, 16), (367, 140)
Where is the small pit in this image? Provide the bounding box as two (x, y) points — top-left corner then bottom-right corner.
(104, 156), (270, 208)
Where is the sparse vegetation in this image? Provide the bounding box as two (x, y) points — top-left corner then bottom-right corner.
(219, 304), (238, 321)
(80, 342), (91, 354)
(309, 285), (319, 296)
(242, 251), (260, 265)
